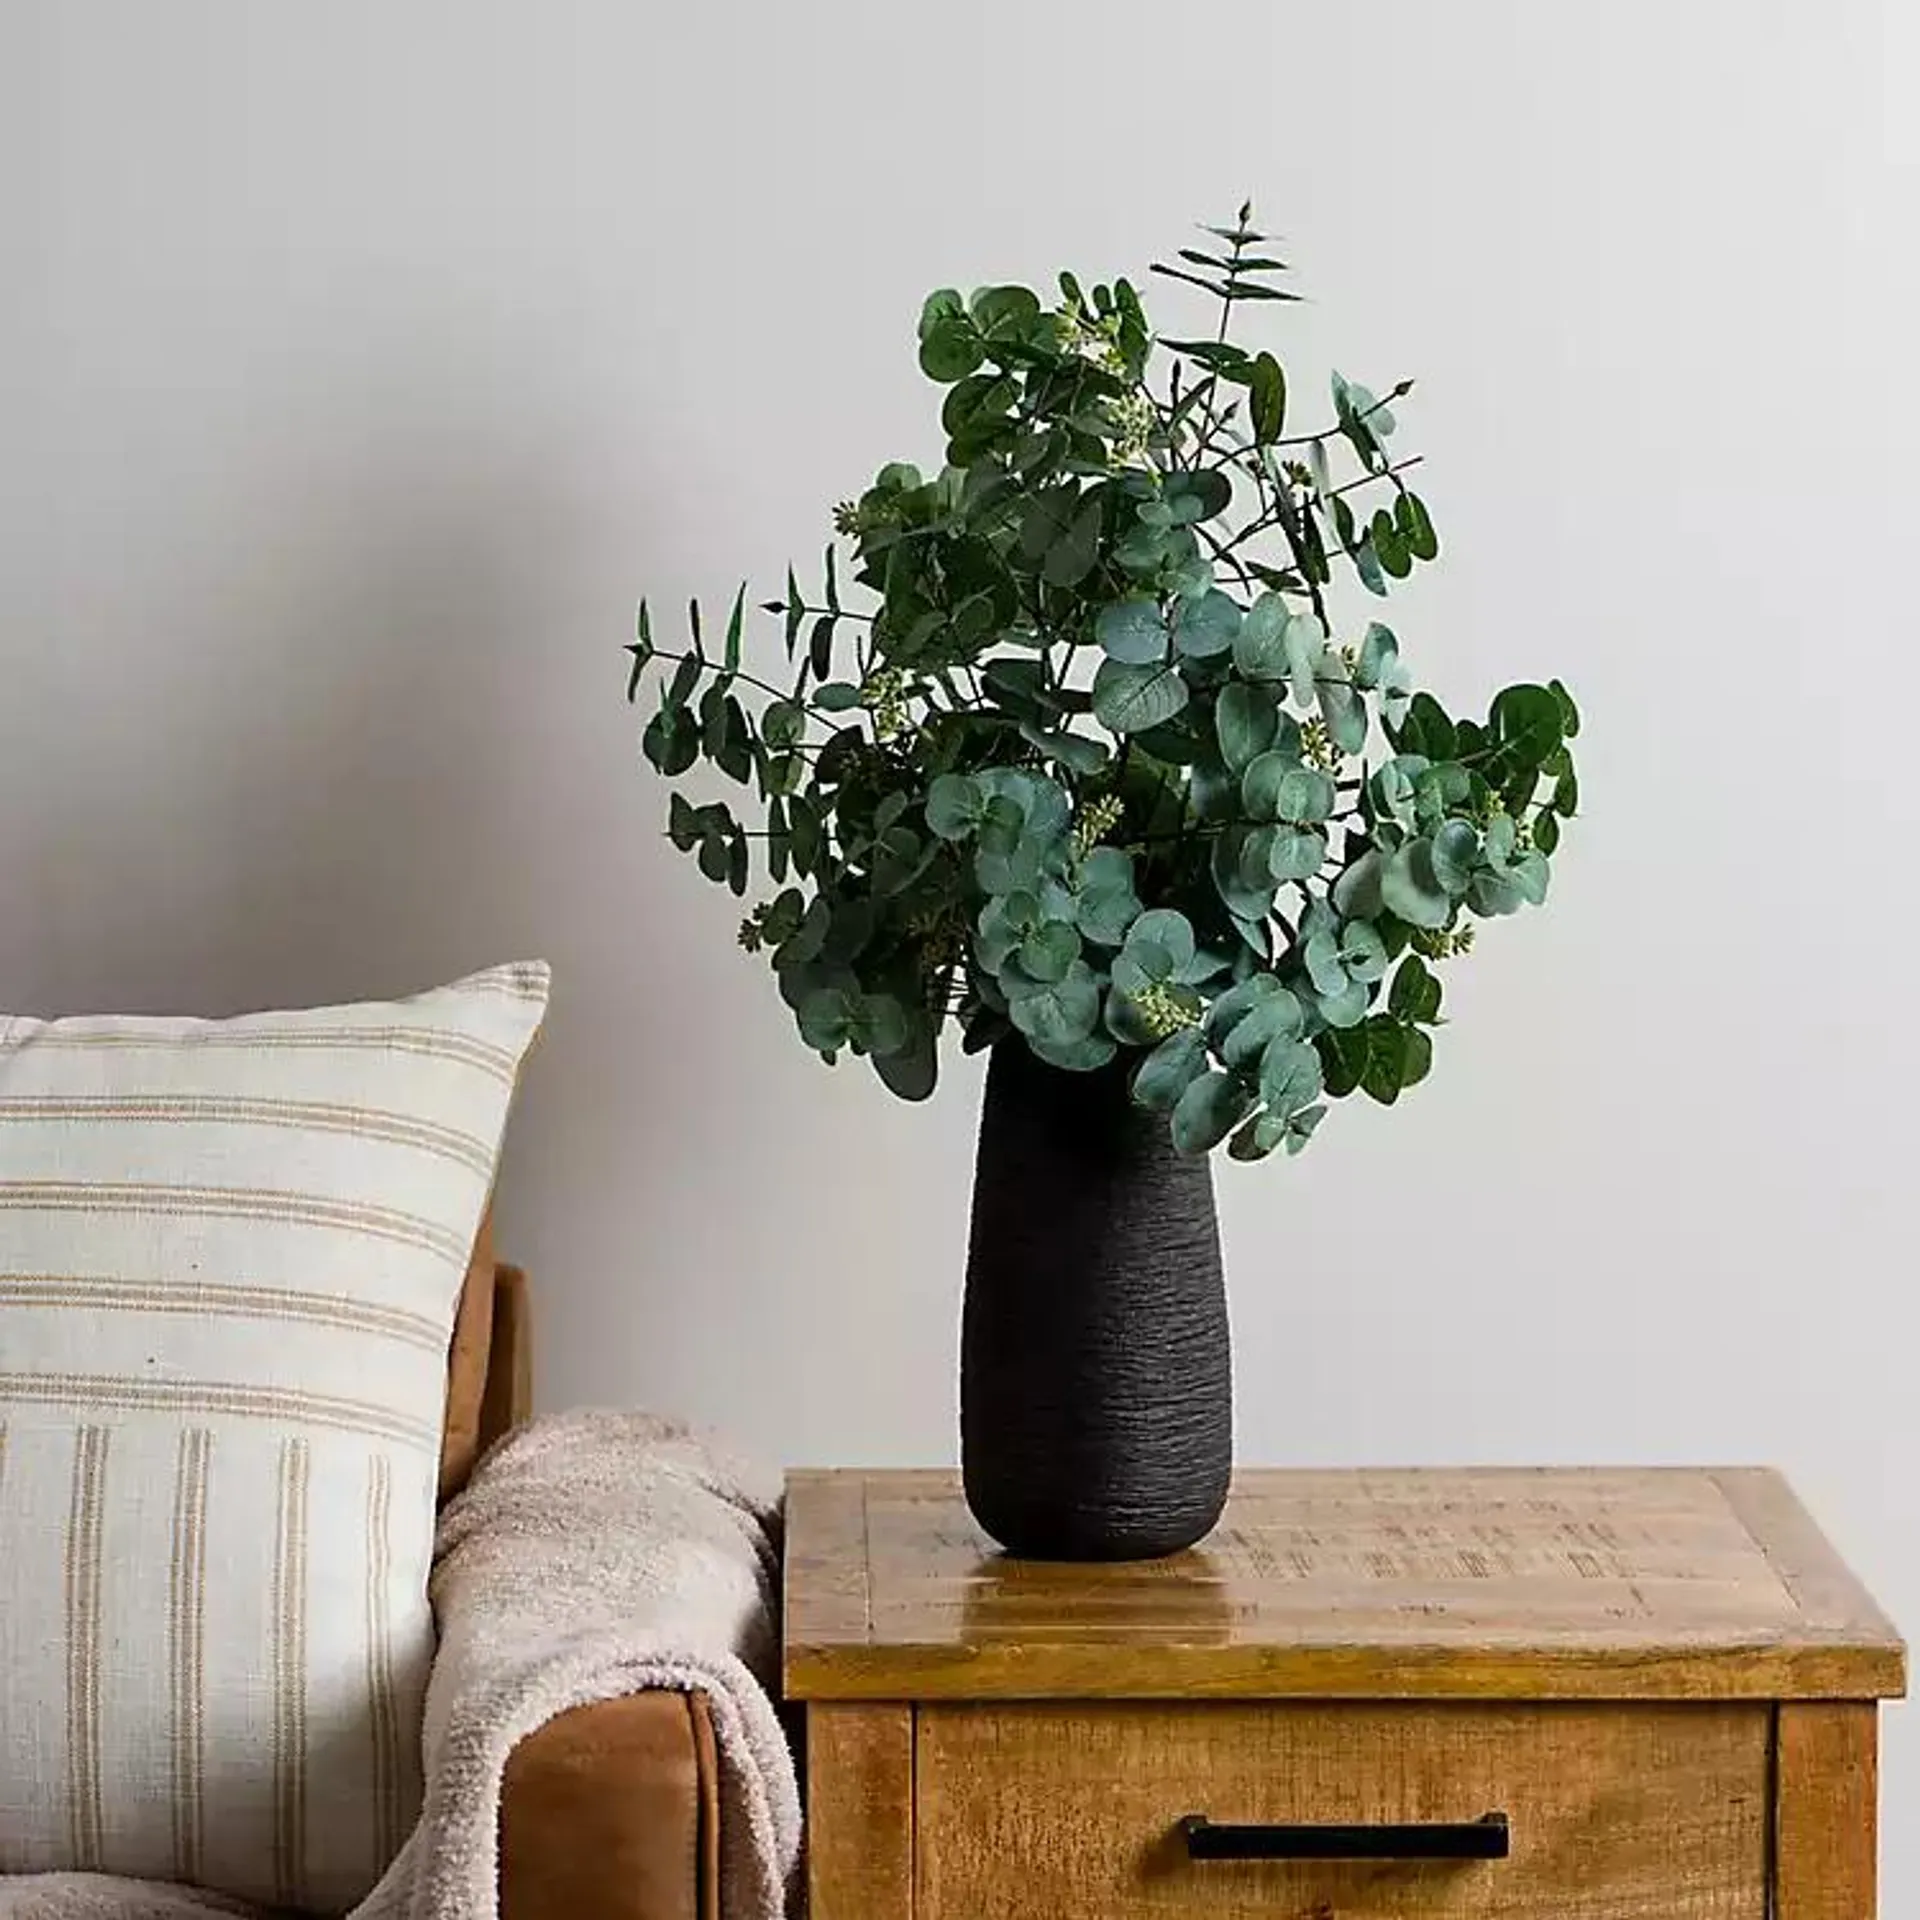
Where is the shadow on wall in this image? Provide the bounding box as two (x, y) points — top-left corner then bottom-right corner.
(6, 349), (622, 1020)
(0, 346), (701, 1283)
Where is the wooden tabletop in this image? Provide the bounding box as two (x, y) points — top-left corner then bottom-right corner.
(782, 1467), (1905, 1703)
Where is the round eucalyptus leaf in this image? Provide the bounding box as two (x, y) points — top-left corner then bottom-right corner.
(872, 1025), (938, 1102)
(1215, 683), (1279, 774)
(1113, 523), (1171, 574)
(1177, 944), (1232, 988)
(1205, 972), (1289, 1045)
(1211, 829), (1277, 922)
(1111, 941), (1174, 997)
(797, 988), (855, 1053)
(919, 315), (984, 382)
(1332, 849), (1385, 920)
(1313, 977), (1370, 1028)
(1241, 750), (1300, 822)
(969, 284), (1042, 334)
(849, 993), (911, 1057)
(1275, 766), (1337, 825)
(1170, 1070), (1258, 1155)
(1260, 1037), (1325, 1116)
(975, 768), (1070, 842)
(1511, 849), (1551, 906)
(1172, 589), (1241, 660)
(1131, 1028), (1211, 1114)
(1005, 960), (1101, 1046)
(761, 889), (806, 950)
(1553, 758), (1580, 817)
(1125, 908), (1197, 973)
(1021, 776), (1073, 842)
(1092, 659), (1189, 735)
(1075, 849), (1144, 948)
(1284, 613), (1325, 708)
(1388, 954), (1443, 1025)
(1381, 838), (1453, 930)
(1431, 819), (1481, 896)
(1319, 678), (1368, 755)
(1082, 890), (1136, 952)
(1232, 593), (1290, 681)
(763, 699), (806, 749)
(1220, 996), (1305, 1074)
(1163, 468), (1232, 524)
(1267, 825), (1327, 883)
(1483, 812), (1518, 867)
(1371, 755), (1429, 829)
(1354, 623), (1398, 689)
(1018, 921), (1082, 984)
(975, 836), (1050, 898)
(1304, 929), (1346, 997)
(1468, 867), (1527, 917)
(976, 921), (1019, 973)
(1238, 827), (1281, 893)
(776, 896), (832, 968)
(1359, 1023), (1409, 1105)
(642, 706), (700, 777)
(1096, 598), (1170, 666)
(1400, 1025), (1434, 1090)
(1376, 655), (1415, 727)
(1228, 1111), (1289, 1163)
(1104, 987), (1160, 1047)
(1490, 684), (1565, 771)
(1028, 1031), (1119, 1073)
(1415, 761), (1471, 823)
(667, 791), (701, 851)
(976, 793), (1028, 857)
(1340, 920), (1389, 984)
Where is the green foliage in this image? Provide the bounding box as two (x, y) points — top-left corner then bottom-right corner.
(628, 205), (1581, 1158)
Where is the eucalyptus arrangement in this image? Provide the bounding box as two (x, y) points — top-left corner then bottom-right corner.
(626, 209), (1579, 1165)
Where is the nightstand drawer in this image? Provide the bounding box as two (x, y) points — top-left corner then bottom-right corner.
(915, 1702), (1770, 1918)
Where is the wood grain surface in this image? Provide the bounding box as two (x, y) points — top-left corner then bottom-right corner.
(783, 1468), (1905, 1702)
(1774, 1701), (1879, 1920)
(915, 1700), (1770, 1919)
(805, 1703), (912, 1920)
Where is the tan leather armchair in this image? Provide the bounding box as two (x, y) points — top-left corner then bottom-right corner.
(441, 1225), (720, 1920)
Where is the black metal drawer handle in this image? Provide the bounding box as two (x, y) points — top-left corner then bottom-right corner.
(1181, 1811), (1510, 1862)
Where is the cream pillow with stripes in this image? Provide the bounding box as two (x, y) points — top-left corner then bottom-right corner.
(0, 963), (548, 1913)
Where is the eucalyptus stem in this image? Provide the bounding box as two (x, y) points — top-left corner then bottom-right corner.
(1194, 522), (1256, 594)
(783, 602), (876, 624)
(647, 650), (803, 708)
(1324, 455), (1425, 501)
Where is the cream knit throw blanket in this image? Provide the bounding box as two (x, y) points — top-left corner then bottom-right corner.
(0, 1411), (802, 1920)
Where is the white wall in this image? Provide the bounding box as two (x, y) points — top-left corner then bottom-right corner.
(5, 0), (1915, 1887)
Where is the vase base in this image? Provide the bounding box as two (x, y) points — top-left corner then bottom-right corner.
(963, 1474), (1230, 1563)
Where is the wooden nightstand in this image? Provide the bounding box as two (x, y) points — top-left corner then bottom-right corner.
(784, 1468), (1904, 1918)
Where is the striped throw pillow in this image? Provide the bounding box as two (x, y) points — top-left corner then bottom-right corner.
(0, 963), (548, 1913)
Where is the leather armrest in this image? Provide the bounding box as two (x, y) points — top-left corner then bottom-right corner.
(500, 1691), (719, 1920)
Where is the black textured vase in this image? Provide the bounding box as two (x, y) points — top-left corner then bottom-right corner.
(961, 1039), (1232, 1561)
